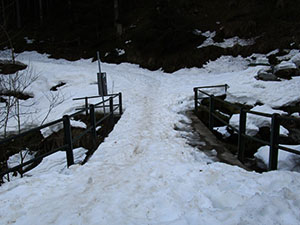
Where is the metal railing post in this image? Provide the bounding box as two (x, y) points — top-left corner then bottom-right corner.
(63, 115), (74, 167)
(109, 97), (114, 128)
(119, 92), (123, 115)
(90, 104), (97, 149)
(85, 97), (88, 116)
(269, 113), (280, 170)
(209, 95), (214, 131)
(225, 84), (228, 93)
(194, 88), (198, 113)
(238, 108), (247, 163)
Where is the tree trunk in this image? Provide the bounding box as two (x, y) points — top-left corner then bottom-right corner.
(68, 0), (74, 24)
(16, 0), (21, 28)
(114, 0), (122, 36)
(1, 0), (6, 28)
(39, 0), (43, 25)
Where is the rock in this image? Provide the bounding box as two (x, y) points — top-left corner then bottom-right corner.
(255, 68), (280, 81)
(267, 54), (279, 65)
(0, 60), (27, 74)
(255, 72), (280, 81)
(290, 53), (300, 68)
(274, 61), (298, 79)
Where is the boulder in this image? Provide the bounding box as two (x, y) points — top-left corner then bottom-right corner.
(274, 61), (298, 79)
(255, 72), (280, 81)
(290, 53), (300, 68)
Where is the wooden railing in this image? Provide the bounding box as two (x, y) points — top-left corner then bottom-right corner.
(0, 93), (122, 182)
(194, 85), (300, 170)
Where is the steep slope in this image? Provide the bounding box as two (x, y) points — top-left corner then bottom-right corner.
(2, 0), (300, 72)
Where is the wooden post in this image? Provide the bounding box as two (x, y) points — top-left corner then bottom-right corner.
(90, 104), (97, 149)
(85, 97), (88, 116)
(109, 97), (114, 129)
(194, 88), (198, 113)
(118, 92), (123, 115)
(269, 113), (280, 170)
(225, 84), (228, 93)
(63, 115), (74, 167)
(209, 96), (214, 131)
(238, 108), (247, 163)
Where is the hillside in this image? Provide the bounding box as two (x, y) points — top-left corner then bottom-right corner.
(2, 0), (300, 72)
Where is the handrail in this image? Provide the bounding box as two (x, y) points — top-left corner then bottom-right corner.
(194, 85), (300, 171)
(0, 144), (68, 178)
(0, 118), (64, 145)
(194, 84), (229, 90)
(247, 110), (273, 118)
(1, 93), (123, 182)
(72, 93), (122, 116)
(213, 96), (242, 110)
(73, 93), (118, 101)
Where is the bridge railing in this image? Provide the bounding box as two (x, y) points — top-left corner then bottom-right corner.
(194, 85), (300, 170)
(0, 93), (122, 182)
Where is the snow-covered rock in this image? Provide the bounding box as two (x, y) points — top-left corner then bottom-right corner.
(290, 53), (300, 68)
(274, 61), (298, 79)
(255, 69), (280, 81)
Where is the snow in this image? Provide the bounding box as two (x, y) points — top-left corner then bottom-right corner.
(290, 53), (300, 67)
(7, 147), (87, 180)
(116, 48), (125, 56)
(229, 105), (285, 136)
(7, 150), (35, 169)
(276, 49), (300, 61)
(214, 126), (231, 138)
(248, 53), (270, 65)
(274, 61), (297, 73)
(40, 120), (86, 138)
(24, 37), (34, 44)
(196, 30), (256, 49)
(1, 51), (300, 224)
(255, 145), (300, 172)
(280, 126), (289, 137)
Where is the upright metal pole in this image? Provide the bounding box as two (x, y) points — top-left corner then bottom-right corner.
(97, 51), (106, 114)
(194, 88), (198, 113)
(109, 97), (114, 128)
(97, 51), (102, 74)
(118, 92), (123, 115)
(238, 108), (247, 163)
(209, 96), (214, 131)
(90, 104), (97, 150)
(269, 113), (280, 170)
(85, 97), (88, 116)
(63, 115), (74, 167)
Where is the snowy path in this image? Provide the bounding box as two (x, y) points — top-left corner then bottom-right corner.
(1, 53), (300, 225)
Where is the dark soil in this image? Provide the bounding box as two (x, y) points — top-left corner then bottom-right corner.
(0, 91), (33, 100)
(1, 0), (300, 72)
(0, 60), (27, 74)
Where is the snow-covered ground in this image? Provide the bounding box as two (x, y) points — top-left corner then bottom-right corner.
(194, 30), (257, 49)
(1, 51), (300, 224)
